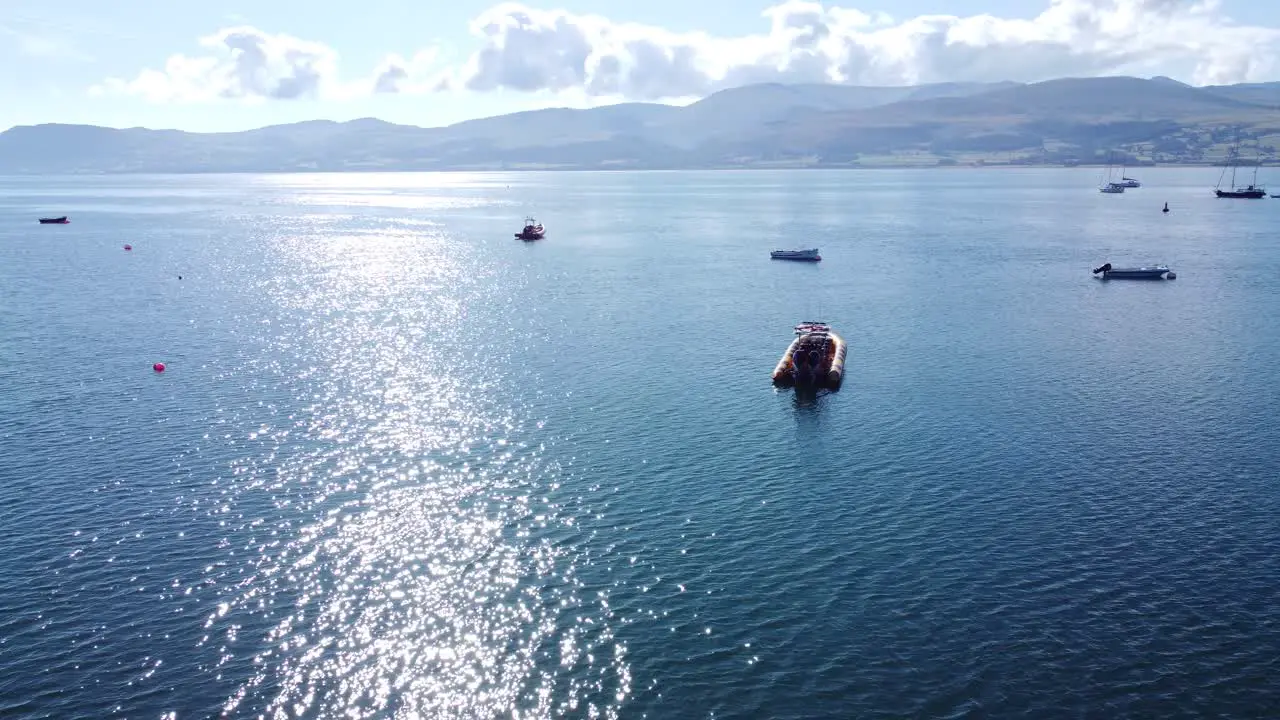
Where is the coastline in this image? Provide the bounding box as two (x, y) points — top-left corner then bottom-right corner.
(0, 162), (1260, 175)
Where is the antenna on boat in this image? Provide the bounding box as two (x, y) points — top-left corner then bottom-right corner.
(805, 281), (823, 326)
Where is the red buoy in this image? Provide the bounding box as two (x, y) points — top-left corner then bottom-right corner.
(124, 244), (132, 251)
(153, 362), (166, 372)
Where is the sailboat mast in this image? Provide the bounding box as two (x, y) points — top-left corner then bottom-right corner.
(1252, 141), (1259, 185)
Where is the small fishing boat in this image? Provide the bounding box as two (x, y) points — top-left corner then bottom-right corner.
(770, 248), (821, 262)
(771, 321), (847, 390)
(1091, 262), (1173, 280)
(1099, 182), (1125, 194)
(38, 216), (69, 224)
(515, 217), (544, 240)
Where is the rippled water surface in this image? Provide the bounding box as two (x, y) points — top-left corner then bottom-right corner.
(2, 169), (1279, 718)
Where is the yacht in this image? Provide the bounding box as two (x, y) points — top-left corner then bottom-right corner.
(1215, 140), (1266, 198)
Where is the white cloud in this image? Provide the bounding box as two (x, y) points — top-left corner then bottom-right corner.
(371, 50), (444, 94)
(93, 1), (1280, 105)
(94, 26), (346, 102)
(435, 0), (1280, 98)
(94, 26), (448, 102)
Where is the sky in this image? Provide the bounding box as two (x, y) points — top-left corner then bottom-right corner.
(2, 0), (1280, 133)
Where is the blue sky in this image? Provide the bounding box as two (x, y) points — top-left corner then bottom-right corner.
(3, 0), (1279, 133)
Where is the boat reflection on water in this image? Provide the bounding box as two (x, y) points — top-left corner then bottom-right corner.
(791, 385), (828, 411)
(790, 385), (840, 446)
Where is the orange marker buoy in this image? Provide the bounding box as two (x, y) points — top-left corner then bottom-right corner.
(153, 362), (166, 372)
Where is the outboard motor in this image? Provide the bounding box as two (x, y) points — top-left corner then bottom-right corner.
(793, 349), (813, 383)
(1092, 262), (1112, 275)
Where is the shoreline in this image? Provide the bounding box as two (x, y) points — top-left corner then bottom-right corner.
(0, 164), (1255, 175)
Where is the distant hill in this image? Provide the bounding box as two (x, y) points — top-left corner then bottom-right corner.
(4, 75), (1280, 172)
(659, 80), (1018, 147)
(1200, 81), (1280, 108)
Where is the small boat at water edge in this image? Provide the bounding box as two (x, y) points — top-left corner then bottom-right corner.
(770, 248), (820, 261)
(39, 216), (69, 224)
(1092, 262), (1174, 280)
(772, 321), (847, 390)
(515, 217), (544, 240)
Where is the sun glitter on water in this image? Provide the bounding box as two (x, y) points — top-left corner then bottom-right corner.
(191, 211), (629, 718)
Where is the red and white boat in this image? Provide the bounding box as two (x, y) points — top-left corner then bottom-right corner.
(771, 321), (847, 390)
(515, 217), (545, 240)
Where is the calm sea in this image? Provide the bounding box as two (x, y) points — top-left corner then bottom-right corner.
(1, 169), (1279, 718)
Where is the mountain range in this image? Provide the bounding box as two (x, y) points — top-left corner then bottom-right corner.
(3, 75), (1279, 173)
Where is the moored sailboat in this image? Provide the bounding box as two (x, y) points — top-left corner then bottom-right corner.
(1117, 161), (1141, 187)
(1215, 138), (1266, 198)
(1098, 151), (1125, 193)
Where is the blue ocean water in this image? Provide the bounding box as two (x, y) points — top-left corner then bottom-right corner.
(1, 169), (1279, 718)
